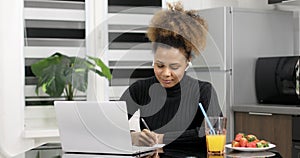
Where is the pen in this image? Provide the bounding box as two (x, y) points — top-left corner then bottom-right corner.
(141, 118), (159, 144)
(141, 118), (151, 130)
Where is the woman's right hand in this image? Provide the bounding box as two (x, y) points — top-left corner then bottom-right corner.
(131, 129), (158, 146)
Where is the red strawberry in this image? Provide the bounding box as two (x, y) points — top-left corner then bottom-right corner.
(246, 141), (257, 148)
(232, 140), (240, 147)
(234, 133), (245, 142)
(239, 137), (248, 147)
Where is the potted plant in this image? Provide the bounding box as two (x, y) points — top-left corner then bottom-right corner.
(31, 52), (112, 101)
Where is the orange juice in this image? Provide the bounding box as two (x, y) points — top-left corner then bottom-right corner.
(206, 134), (226, 154)
(207, 155), (224, 158)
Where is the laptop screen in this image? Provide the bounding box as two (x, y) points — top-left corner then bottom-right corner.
(54, 101), (135, 154)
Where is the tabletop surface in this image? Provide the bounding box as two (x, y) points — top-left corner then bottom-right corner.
(13, 143), (282, 158)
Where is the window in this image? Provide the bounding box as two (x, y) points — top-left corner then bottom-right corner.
(24, 0), (86, 107)
(107, 0), (162, 100)
(23, 0), (86, 138)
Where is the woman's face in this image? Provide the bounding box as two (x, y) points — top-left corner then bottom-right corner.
(153, 46), (189, 88)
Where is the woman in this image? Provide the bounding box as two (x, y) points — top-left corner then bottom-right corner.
(120, 2), (222, 148)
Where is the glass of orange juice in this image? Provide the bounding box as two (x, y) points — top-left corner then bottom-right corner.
(205, 117), (227, 155)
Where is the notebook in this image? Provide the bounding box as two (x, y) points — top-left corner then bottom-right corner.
(54, 101), (164, 156)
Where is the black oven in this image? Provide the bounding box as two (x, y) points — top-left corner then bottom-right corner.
(255, 56), (300, 105)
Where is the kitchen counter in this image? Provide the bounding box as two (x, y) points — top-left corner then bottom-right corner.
(233, 104), (298, 158)
(232, 104), (300, 115)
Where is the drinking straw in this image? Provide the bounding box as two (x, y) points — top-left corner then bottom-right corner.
(198, 103), (216, 134)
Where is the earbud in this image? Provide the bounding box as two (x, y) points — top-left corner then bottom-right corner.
(185, 62), (192, 71)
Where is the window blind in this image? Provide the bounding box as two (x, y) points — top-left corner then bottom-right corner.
(24, 0), (86, 106)
(108, 0), (161, 100)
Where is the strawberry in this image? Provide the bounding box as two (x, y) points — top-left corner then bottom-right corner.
(234, 133), (245, 142)
(239, 137), (248, 147)
(246, 141), (257, 148)
(232, 140), (240, 147)
(253, 139), (260, 143)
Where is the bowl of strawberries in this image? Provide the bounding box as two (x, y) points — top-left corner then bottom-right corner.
(225, 133), (276, 151)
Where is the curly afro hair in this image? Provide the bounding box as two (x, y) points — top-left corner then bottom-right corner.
(147, 2), (208, 59)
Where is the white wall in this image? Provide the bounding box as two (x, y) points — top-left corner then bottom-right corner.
(178, 0), (300, 11)
(180, 0), (300, 56)
(0, 0), (35, 157)
(277, 3), (300, 55)
(177, 0), (274, 10)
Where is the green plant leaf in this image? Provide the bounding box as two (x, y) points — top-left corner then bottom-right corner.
(31, 53), (70, 97)
(89, 68), (106, 77)
(87, 56), (112, 80)
(68, 57), (89, 92)
(39, 64), (66, 97)
(31, 53), (61, 77)
(30, 52), (112, 100)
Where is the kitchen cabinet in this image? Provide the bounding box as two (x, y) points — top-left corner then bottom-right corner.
(234, 112), (292, 158)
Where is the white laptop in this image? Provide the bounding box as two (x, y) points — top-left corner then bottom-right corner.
(54, 101), (164, 156)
